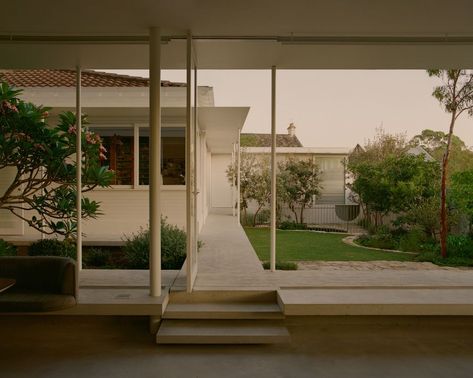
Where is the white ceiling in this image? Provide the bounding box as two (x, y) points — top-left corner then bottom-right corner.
(1, 1), (473, 69)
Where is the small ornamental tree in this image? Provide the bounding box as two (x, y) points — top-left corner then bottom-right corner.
(277, 157), (322, 224)
(0, 82), (114, 239)
(226, 151), (271, 225)
(427, 70), (473, 257)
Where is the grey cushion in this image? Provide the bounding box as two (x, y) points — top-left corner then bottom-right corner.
(0, 256), (77, 312)
(0, 290), (76, 312)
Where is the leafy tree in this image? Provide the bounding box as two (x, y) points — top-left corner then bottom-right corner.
(450, 169), (473, 233)
(349, 127), (408, 166)
(427, 69), (473, 257)
(349, 152), (440, 229)
(410, 129), (473, 178)
(226, 150), (257, 220)
(226, 151), (272, 225)
(0, 82), (114, 239)
(277, 157), (322, 224)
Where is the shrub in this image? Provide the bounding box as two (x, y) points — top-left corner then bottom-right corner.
(28, 239), (76, 259)
(355, 231), (397, 250)
(278, 221), (307, 230)
(446, 235), (473, 258)
(122, 218), (187, 270)
(398, 229), (429, 253)
(161, 220), (187, 269)
(0, 239), (17, 256)
(262, 261), (298, 270)
(84, 248), (112, 268)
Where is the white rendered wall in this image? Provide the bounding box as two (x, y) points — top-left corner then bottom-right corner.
(210, 154), (233, 210)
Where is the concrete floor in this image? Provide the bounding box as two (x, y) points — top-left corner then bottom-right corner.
(2, 315), (473, 378)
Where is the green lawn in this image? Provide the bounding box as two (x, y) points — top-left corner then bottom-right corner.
(244, 227), (416, 262)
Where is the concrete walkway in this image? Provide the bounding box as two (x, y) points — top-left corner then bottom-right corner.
(196, 213), (263, 275)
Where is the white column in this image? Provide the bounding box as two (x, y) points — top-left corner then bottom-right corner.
(149, 27), (162, 297)
(75, 67), (82, 284)
(270, 66), (277, 272)
(186, 32), (194, 293)
(237, 132), (241, 223)
(231, 143), (235, 217)
(193, 64), (198, 260)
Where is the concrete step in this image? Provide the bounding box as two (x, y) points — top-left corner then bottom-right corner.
(163, 302), (284, 319)
(156, 319), (290, 344)
(277, 287), (473, 316)
(169, 289), (277, 304)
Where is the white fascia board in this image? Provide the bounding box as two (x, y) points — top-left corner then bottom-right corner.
(243, 147), (351, 155)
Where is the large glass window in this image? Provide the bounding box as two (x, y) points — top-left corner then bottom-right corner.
(90, 126), (185, 187)
(139, 127), (186, 185)
(93, 127), (134, 185)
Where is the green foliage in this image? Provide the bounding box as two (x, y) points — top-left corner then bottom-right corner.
(349, 146), (440, 229)
(277, 157), (322, 224)
(398, 229), (429, 253)
(0, 81), (114, 239)
(416, 235), (473, 266)
(161, 219), (187, 269)
(262, 261), (298, 270)
(0, 239), (17, 256)
(410, 129), (473, 178)
(356, 232), (398, 250)
(123, 227), (150, 269)
(278, 221), (307, 230)
(84, 248), (112, 268)
(28, 239), (76, 259)
(122, 218), (187, 270)
(451, 170), (473, 229)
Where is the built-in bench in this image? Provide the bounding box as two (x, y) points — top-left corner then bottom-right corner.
(0, 256), (77, 312)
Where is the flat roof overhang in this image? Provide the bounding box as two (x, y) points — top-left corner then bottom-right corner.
(2, 39), (473, 69)
(1, 1), (473, 69)
(49, 106), (249, 153)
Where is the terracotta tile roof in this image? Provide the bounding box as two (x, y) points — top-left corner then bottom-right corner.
(240, 133), (303, 148)
(0, 69), (186, 88)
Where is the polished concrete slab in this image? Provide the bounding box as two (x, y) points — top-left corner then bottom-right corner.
(2, 315), (473, 378)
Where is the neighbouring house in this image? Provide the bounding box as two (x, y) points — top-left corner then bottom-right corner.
(0, 69), (249, 243)
(233, 123), (354, 228)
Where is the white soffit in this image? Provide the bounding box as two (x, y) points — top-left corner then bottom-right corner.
(198, 107), (250, 153)
(1, 1), (473, 69)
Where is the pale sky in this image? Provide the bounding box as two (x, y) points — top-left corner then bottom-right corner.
(107, 70), (473, 149)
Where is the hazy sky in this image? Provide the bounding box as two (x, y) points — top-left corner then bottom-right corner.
(108, 70), (473, 148)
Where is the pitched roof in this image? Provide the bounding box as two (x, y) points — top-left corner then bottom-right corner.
(240, 133), (303, 148)
(0, 69), (186, 88)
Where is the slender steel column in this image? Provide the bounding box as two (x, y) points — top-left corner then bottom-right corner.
(237, 132), (241, 223)
(186, 32), (194, 293)
(75, 67), (82, 287)
(270, 66), (277, 272)
(149, 27), (162, 297)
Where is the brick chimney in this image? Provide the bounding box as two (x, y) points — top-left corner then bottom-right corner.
(287, 122), (296, 137)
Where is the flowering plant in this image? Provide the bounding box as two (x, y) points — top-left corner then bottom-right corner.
(0, 81), (115, 238)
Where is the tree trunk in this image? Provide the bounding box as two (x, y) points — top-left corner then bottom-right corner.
(300, 205), (305, 225)
(291, 205), (299, 224)
(253, 205), (263, 227)
(440, 112), (456, 258)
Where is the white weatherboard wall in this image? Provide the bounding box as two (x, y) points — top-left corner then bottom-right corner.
(0, 167), (23, 235)
(210, 154), (233, 210)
